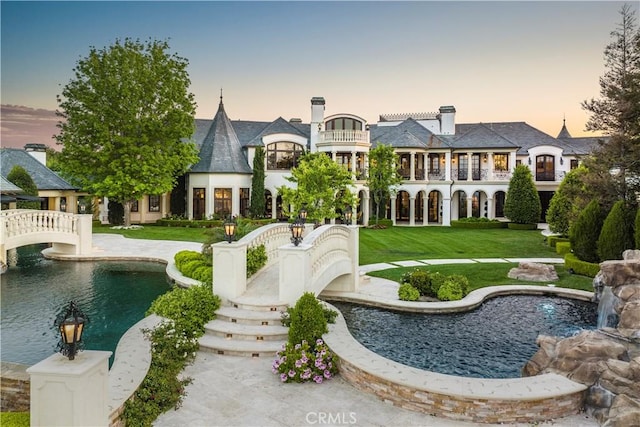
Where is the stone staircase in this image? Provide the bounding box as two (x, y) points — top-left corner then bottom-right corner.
(199, 295), (289, 358)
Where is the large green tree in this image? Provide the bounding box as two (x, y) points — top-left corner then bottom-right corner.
(55, 38), (199, 226)
(249, 146), (266, 218)
(7, 165), (40, 209)
(504, 164), (541, 224)
(581, 4), (640, 205)
(278, 152), (356, 224)
(367, 143), (402, 224)
(570, 199), (605, 263)
(546, 166), (593, 235)
(597, 199), (635, 261)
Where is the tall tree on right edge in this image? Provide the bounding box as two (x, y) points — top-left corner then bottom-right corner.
(581, 4), (640, 207)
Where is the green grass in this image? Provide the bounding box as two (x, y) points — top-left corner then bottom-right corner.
(93, 223), (209, 243)
(359, 227), (554, 265)
(368, 263), (593, 292)
(0, 412), (29, 427)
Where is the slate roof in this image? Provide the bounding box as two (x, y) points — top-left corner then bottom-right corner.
(0, 148), (78, 191)
(0, 175), (24, 194)
(455, 122), (562, 155)
(190, 99), (253, 174)
(370, 119), (450, 149)
(557, 120), (572, 139)
(442, 123), (519, 150)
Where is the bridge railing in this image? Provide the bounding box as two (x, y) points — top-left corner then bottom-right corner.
(0, 210), (93, 264)
(212, 222), (313, 302)
(279, 225), (359, 305)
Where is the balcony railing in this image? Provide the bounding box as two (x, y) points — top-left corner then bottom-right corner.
(427, 170), (445, 181)
(319, 130), (369, 145)
(492, 170), (512, 181)
(536, 171), (565, 182)
(452, 168), (488, 181)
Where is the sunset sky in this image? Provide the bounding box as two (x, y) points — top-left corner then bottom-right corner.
(1, 1), (629, 148)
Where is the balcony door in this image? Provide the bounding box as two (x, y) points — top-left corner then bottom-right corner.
(536, 155), (555, 181)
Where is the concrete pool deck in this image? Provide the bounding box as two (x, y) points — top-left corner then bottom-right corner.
(50, 234), (598, 426)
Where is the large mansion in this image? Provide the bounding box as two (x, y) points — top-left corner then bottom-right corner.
(177, 96), (599, 226)
(1, 96), (601, 226)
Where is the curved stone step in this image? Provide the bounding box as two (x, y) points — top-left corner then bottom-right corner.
(227, 297), (288, 313)
(216, 306), (283, 326)
(198, 334), (284, 358)
(205, 319), (288, 341)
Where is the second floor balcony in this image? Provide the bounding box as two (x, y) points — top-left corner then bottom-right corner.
(319, 130), (369, 145)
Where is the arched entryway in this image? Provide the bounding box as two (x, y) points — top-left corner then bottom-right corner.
(453, 190), (467, 220)
(428, 190), (442, 224)
(494, 191), (506, 218)
(396, 191), (410, 222)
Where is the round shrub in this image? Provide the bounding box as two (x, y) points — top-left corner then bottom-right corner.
(446, 274), (469, 296)
(437, 280), (464, 301)
(408, 269), (431, 296)
(174, 250), (204, 270)
(287, 292), (328, 348)
(429, 272), (446, 296)
(181, 260), (205, 278)
(398, 283), (420, 301)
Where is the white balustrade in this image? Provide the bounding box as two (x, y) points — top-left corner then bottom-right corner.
(320, 130), (369, 144)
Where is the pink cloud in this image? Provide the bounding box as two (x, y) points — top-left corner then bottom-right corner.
(1, 105), (60, 150)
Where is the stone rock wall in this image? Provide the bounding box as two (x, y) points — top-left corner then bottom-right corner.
(1, 362), (30, 412)
(523, 255), (640, 426)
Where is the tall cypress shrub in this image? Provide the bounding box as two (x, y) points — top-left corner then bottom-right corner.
(570, 199), (604, 263)
(598, 200), (635, 261)
(249, 146), (265, 218)
(504, 165), (541, 224)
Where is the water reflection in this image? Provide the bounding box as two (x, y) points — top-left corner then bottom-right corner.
(1, 244), (171, 366)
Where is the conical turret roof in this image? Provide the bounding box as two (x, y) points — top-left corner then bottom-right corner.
(190, 96), (252, 174)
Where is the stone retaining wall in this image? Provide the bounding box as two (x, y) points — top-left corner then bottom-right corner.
(1, 362), (30, 412)
(338, 357), (586, 424)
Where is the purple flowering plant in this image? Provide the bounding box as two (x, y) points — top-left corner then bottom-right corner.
(272, 339), (338, 384)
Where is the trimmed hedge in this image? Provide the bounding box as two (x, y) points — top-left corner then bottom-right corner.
(564, 253), (600, 278)
(548, 236), (570, 248)
(451, 219), (507, 229)
(556, 242), (571, 256)
(507, 223), (538, 230)
(157, 218), (276, 228)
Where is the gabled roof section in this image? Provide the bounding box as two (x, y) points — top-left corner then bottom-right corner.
(0, 148), (78, 191)
(445, 123), (519, 150)
(370, 118), (450, 149)
(246, 117), (309, 147)
(190, 98), (252, 174)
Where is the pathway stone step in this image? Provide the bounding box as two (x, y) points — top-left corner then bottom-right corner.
(216, 306), (283, 326)
(198, 334), (283, 358)
(204, 319), (288, 341)
(227, 298), (288, 313)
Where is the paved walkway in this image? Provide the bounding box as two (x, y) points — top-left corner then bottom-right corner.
(80, 235), (596, 427)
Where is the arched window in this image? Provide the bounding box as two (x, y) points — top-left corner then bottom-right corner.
(266, 142), (305, 170)
(325, 117), (363, 131)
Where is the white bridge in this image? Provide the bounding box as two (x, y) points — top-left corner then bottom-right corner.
(0, 210), (93, 265)
(212, 223), (359, 305)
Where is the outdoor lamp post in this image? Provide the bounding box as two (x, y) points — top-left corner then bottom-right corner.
(344, 206), (353, 225)
(290, 217), (304, 246)
(223, 216), (237, 243)
(54, 301), (87, 360)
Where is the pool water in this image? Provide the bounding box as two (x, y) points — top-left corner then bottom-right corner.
(1, 244), (171, 366)
(331, 295), (597, 378)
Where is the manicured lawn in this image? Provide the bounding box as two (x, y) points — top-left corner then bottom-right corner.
(93, 223), (209, 243)
(359, 226), (554, 265)
(368, 263), (594, 292)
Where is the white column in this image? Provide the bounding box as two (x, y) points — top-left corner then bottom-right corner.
(467, 152), (473, 182)
(423, 192), (429, 226)
(409, 195), (415, 226)
(487, 152), (494, 181)
(510, 152), (518, 172)
(27, 351), (112, 427)
(362, 193), (370, 226)
(410, 152), (416, 181)
(445, 152), (452, 181)
(487, 197), (495, 219)
(442, 196), (451, 226)
(350, 151), (357, 179)
(467, 194), (473, 218)
(390, 196), (397, 226)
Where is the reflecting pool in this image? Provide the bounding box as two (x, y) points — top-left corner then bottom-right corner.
(331, 295), (597, 378)
(1, 244), (171, 366)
